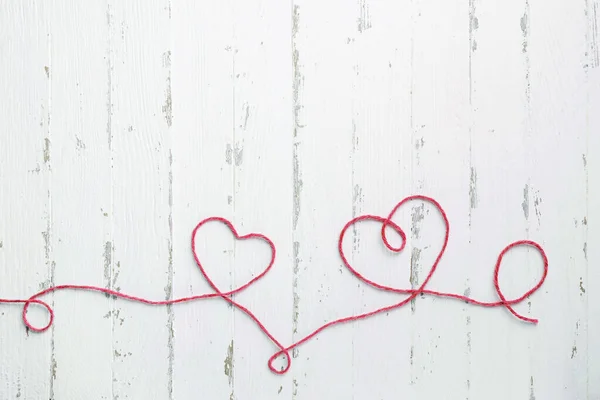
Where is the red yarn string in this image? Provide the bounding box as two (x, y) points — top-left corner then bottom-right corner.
(0, 195), (548, 375)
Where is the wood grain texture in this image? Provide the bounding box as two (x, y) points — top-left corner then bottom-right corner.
(0, 3), (52, 399)
(0, 0), (598, 399)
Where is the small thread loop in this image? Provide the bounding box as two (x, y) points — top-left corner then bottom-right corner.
(22, 298), (54, 332)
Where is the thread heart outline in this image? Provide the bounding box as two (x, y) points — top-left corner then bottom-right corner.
(191, 216), (276, 297)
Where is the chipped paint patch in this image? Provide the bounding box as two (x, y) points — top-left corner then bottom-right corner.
(520, 9), (529, 53)
(357, 0), (372, 32)
(38, 279), (52, 291)
(469, 0), (479, 56)
(111, 262), (121, 292)
(292, 144), (302, 229)
(43, 138), (51, 163)
(292, 241), (300, 334)
(49, 351), (57, 400)
(234, 143), (243, 166)
(414, 137), (424, 150)
(44, 66), (50, 78)
(580, 277), (586, 294)
(530, 376), (536, 400)
(42, 230), (51, 262)
(223, 342), (234, 380)
(163, 76), (172, 127)
(162, 50), (171, 69)
(571, 344), (577, 359)
(469, 167), (478, 209)
(75, 136), (86, 150)
(413, 133), (425, 166)
(50, 358), (57, 379)
(104, 241), (113, 292)
(162, 83), (173, 127)
(411, 203), (424, 238)
(522, 184), (530, 220)
(240, 102), (250, 130)
(162, 50), (172, 129)
(110, 307), (125, 326)
(410, 247), (421, 313)
(224, 340), (234, 395)
(225, 144), (233, 165)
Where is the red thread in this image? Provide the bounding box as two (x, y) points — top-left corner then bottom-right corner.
(0, 195), (548, 375)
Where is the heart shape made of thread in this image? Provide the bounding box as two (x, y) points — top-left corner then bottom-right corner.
(337, 195), (450, 295)
(190, 216), (291, 373)
(191, 217), (276, 296)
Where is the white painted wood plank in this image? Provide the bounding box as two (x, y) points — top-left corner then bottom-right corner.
(407, 0), (473, 398)
(286, 1), (373, 397)
(172, 0), (295, 397)
(47, 1), (114, 398)
(467, 2), (539, 399)
(338, 1), (415, 399)
(288, 0), (356, 396)
(587, 59), (600, 400)
(587, 3), (600, 396)
(526, 0), (594, 398)
(0, 3), (52, 399)
(225, 0), (294, 397)
(466, 2), (523, 399)
(109, 1), (173, 399)
(171, 1), (239, 398)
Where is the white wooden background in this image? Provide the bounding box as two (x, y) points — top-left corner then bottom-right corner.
(1, 1), (599, 399)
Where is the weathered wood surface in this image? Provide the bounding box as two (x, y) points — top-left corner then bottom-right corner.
(1, 1), (598, 399)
